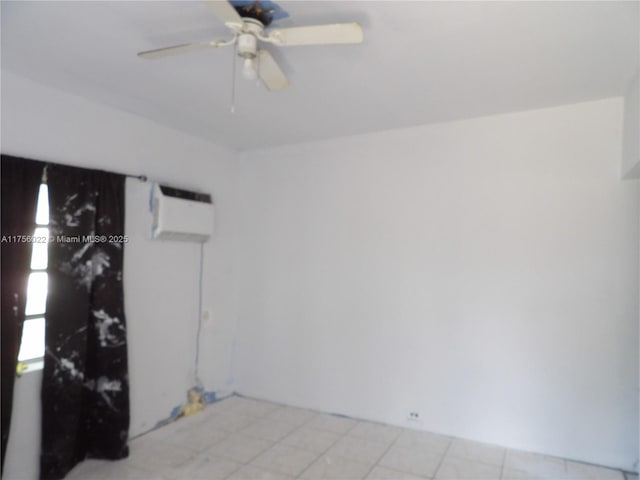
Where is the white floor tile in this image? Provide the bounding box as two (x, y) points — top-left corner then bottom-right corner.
(160, 421), (230, 452)
(348, 422), (402, 446)
(204, 412), (258, 433)
(307, 414), (358, 435)
(241, 417), (301, 442)
(447, 438), (505, 467)
(280, 425), (342, 454)
(67, 459), (113, 479)
(97, 462), (160, 480)
(378, 444), (444, 478)
(435, 455), (502, 479)
(327, 436), (389, 466)
(206, 433), (273, 464)
(67, 458), (161, 480)
(227, 465), (295, 480)
(127, 438), (195, 471)
(503, 450), (566, 479)
(250, 443), (319, 477)
(163, 454), (241, 480)
(300, 454), (373, 480)
(395, 430), (451, 455)
(143, 421), (185, 442)
(65, 398), (629, 480)
(365, 465), (427, 480)
(566, 461), (625, 479)
(264, 406), (319, 426)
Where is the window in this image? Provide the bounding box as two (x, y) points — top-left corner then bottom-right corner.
(17, 183), (49, 370)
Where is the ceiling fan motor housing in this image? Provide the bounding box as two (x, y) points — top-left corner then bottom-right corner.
(237, 18), (263, 59)
(237, 33), (257, 59)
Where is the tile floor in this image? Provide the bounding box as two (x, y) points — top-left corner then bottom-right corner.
(67, 396), (636, 480)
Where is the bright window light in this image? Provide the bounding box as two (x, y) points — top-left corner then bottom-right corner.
(18, 318), (45, 362)
(35, 184), (49, 226)
(24, 272), (48, 316)
(18, 182), (49, 366)
(30, 227), (49, 270)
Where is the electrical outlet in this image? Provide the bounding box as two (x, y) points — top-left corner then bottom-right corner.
(407, 411), (420, 421)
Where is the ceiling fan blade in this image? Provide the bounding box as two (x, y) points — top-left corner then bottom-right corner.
(267, 22), (363, 46)
(207, 0), (243, 28)
(258, 49), (289, 91)
(138, 39), (229, 59)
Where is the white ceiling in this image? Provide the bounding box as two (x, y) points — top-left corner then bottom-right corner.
(2, 1), (638, 150)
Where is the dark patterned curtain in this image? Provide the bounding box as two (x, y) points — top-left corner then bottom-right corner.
(41, 164), (129, 479)
(1, 155), (45, 472)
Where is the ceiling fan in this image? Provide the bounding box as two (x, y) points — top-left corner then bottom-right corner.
(137, 0), (364, 91)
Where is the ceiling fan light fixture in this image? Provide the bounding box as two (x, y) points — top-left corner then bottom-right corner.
(242, 57), (258, 80)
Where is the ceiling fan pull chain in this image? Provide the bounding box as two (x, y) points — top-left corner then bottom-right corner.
(256, 52), (261, 87)
(230, 42), (237, 113)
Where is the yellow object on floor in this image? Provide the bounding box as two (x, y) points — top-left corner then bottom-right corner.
(178, 388), (204, 417)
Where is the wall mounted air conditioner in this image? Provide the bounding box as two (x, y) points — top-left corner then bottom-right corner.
(151, 183), (213, 242)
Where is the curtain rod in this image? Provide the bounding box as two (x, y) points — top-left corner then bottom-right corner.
(125, 173), (148, 182)
(41, 163), (148, 183)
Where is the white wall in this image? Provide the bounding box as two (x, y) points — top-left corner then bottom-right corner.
(623, 73), (640, 179)
(3, 371), (42, 480)
(2, 69), (638, 475)
(234, 98), (639, 471)
(1, 71), (239, 476)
